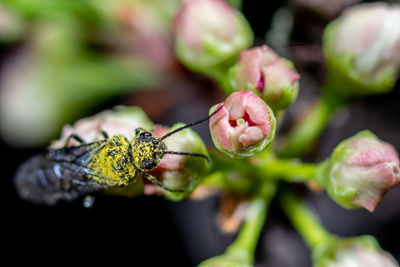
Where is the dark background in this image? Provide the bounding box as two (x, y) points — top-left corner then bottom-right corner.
(3, 1), (400, 266)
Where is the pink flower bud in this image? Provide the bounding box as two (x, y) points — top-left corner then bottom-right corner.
(147, 123), (210, 201)
(115, 1), (177, 72)
(319, 131), (400, 212)
(173, 0), (253, 75)
(229, 45), (300, 110)
(334, 3), (400, 73)
(324, 3), (400, 94)
(209, 91), (276, 157)
(314, 235), (399, 267)
(51, 106), (154, 148)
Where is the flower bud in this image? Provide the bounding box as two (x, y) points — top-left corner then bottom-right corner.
(114, 0), (180, 72)
(148, 124), (210, 201)
(313, 235), (399, 267)
(323, 3), (400, 95)
(228, 45), (300, 110)
(173, 0), (253, 77)
(317, 130), (400, 212)
(51, 105), (154, 148)
(209, 91), (276, 157)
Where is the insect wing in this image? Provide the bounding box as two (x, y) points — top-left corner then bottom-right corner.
(14, 143), (116, 205)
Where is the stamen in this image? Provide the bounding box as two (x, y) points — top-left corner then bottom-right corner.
(229, 112), (256, 128)
(242, 112), (256, 126)
(236, 118), (246, 126)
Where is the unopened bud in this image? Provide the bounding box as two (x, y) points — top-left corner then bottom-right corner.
(317, 130), (400, 212)
(209, 91), (276, 157)
(52, 106), (154, 148)
(229, 45), (300, 110)
(148, 124), (210, 201)
(173, 0), (253, 77)
(323, 3), (400, 95)
(313, 235), (399, 267)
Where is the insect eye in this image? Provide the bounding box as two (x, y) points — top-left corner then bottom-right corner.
(138, 132), (153, 141)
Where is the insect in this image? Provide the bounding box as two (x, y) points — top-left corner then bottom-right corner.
(14, 106), (223, 205)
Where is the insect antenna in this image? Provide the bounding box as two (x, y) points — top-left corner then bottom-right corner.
(160, 104), (224, 141)
(165, 151), (210, 163)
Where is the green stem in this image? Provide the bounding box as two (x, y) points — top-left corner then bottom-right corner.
(217, 76), (234, 96)
(278, 98), (336, 158)
(225, 181), (277, 264)
(209, 150), (253, 174)
(278, 82), (349, 158)
(208, 150), (322, 188)
(256, 158), (319, 183)
(279, 189), (334, 250)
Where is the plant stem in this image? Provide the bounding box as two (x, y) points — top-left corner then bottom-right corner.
(225, 181), (277, 264)
(208, 150), (321, 186)
(279, 189), (333, 250)
(277, 81), (350, 158)
(256, 158), (319, 183)
(278, 98), (336, 158)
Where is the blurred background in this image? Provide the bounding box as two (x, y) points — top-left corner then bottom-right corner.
(2, 0), (400, 266)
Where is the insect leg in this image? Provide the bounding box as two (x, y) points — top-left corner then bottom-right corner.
(64, 134), (86, 147)
(141, 172), (184, 193)
(118, 172), (136, 187)
(100, 130), (109, 139)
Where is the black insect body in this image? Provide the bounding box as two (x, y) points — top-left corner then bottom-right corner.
(14, 106), (222, 205)
(15, 146), (107, 206)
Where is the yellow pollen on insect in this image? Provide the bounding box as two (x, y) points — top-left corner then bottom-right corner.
(87, 135), (136, 186)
